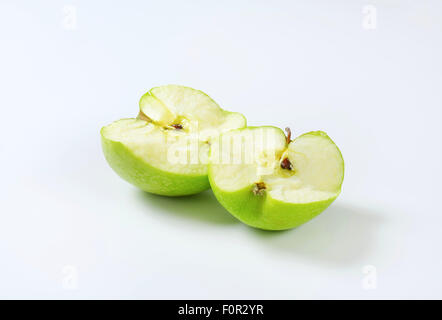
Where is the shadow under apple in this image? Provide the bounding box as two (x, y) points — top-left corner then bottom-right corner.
(248, 202), (384, 265)
(138, 190), (238, 225)
(138, 190), (383, 265)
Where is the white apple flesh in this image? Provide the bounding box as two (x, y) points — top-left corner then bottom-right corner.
(208, 127), (344, 230)
(101, 85), (246, 196)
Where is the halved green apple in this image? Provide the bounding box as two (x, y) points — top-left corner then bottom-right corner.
(101, 85), (246, 196)
(208, 127), (344, 230)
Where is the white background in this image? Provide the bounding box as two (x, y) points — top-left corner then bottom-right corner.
(1, 0), (441, 299)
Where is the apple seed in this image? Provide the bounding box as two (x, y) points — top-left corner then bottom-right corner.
(280, 157), (293, 170)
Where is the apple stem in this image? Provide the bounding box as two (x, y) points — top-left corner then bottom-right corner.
(285, 127), (292, 144)
(253, 182), (266, 196)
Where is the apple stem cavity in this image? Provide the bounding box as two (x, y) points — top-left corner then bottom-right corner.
(253, 182), (266, 196)
(171, 124), (183, 130)
(285, 127), (292, 144)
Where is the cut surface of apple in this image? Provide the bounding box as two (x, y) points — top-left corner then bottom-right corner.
(101, 85), (246, 196)
(139, 85), (246, 137)
(208, 127), (344, 230)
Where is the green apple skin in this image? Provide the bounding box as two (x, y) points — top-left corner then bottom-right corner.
(208, 129), (344, 231)
(209, 182), (338, 230)
(101, 85), (246, 196)
(101, 131), (210, 196)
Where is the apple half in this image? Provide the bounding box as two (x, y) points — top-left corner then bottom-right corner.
(208, 127), (344, 230)
(101, 85), (246, 196)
